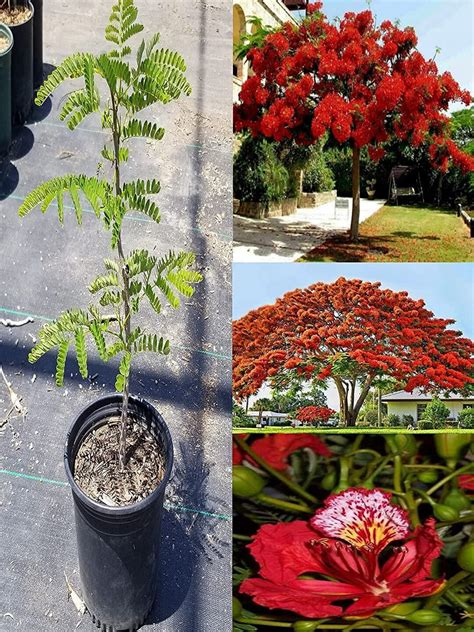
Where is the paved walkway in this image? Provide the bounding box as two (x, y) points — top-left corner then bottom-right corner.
(233, 198), (386, 262)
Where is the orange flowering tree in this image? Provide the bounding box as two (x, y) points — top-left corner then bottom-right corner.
(234, 2), (474, 240)
(233, 278), (474, 426)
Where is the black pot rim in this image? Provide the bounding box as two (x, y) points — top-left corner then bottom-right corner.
(64, 393), (174, 517)
(0, 24), (13, 56)
(1, 1), (34, 29)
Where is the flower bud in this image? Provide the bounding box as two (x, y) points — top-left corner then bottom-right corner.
(417, 470), (439, 484)
(232, 596), (243, 619)
(406, 609), (442, 625)
(320, 470), (337, 490)
(442, 488), (471, 512)
(233, 466), (266, 498)
(381, 600), (421, 616)
(434, 434), (471, 461)
(293, 622), (318, 632)
(390, 434), (417, 458)
(432, 503), (459, 522)
(457, 541), (474, 572)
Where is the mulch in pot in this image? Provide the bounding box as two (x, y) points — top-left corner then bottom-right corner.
(74, 417), (166, 507)
(0, 32), (10, 52)
(0, 5), (32, 26)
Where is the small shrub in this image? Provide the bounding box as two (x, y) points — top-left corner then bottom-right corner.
(364, 410), (379, 426)
(458, 408), (474, 429)
(402, 414), (415, 426)
(418, 419), (434, 430)
(234, 136), (288, 203)
(421, 398), (450, 428)
(303, 149), (335, 193)
(386, 413), (401, 427)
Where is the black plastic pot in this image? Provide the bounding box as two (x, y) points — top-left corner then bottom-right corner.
(0, 25), (13, 157)
(64, 394), (174, 632)
(9, 1), (34, 126)
(32, 0), (43, 89)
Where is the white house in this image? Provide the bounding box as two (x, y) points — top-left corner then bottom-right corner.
(233, 0), (296, 102)
(247, 410), (290, 426)
(382, 389), (473, 422)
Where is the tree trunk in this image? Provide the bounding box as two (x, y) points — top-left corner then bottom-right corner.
(377, 387), (382, 427)
(350, 145), (361, 242)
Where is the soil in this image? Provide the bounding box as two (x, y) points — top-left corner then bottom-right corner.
(74, 417), (166, 507)
(0, 6), (32, 26)
(0, 33), (10, 53)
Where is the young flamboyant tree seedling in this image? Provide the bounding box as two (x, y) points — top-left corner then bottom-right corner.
(18, 0), (202, 468)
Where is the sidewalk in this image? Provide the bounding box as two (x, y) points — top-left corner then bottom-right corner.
(233, 198), (386, 262)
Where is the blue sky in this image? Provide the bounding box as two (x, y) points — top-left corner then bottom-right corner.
(233, 263), (474, 338)
(296, 0), (473, 109)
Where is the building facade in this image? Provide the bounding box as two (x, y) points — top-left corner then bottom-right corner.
(233, 0), (296, 102)
(382, 389), (473, 422)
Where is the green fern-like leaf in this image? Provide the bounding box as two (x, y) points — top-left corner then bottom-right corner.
(122, 119), (165, 141)
(133, 334), (170, 355)
(115, 351), (131, 391)
(144, 284), (162, 314)
(75, 329), (88, 378)
(56, 339), (70, 387)
(35, 53), (94, 106)
(89, 321), (108, 361)
(89, 272), (119, 294)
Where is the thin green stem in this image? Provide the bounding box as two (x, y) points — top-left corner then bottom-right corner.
(234, 437), (317, 504)
(233, 533), (252, 542)
(256, 492), (312, 514)
(425, 463), (474, 498)
(235, 618), (292, 628)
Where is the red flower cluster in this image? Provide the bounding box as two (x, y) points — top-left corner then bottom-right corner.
(296, 406), (336, 424)
(458, 474), (474, 492)
(233, 434), (332, 471)
(234, 3), (473, 172)
(240, 489), (444, 618)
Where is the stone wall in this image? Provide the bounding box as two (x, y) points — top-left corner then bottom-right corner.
(298, 190), (337, 208)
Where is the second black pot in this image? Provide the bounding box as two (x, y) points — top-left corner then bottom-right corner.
(64, 394), (174, 632)
(0, 25), (13, 157)
(9, 1), (34, 125)
(32, 0), (43, 89)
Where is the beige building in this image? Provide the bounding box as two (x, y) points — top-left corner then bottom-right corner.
(382, 389), (473, 423)
(233, 0), (297, 101)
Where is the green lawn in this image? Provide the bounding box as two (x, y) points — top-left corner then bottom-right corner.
(301, 205), (473, 262)
(233, 427), (472, 434)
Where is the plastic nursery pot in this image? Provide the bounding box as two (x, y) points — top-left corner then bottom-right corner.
(64, 394), (174, 632)
(31, 0), (43, 89)
(0, 24), (13, 157)
(8, 1), (34, 126)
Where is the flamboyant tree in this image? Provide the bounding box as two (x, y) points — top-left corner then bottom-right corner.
(234, 2), (474, 240)
(233, 278), (474, 426)
(296, 405), (335, 425)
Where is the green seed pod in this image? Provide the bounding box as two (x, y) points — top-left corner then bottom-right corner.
(390, 434), (418, 458)
(417, 470), (439, 484)
(406, 609), (442, 625)
(433, 503), (459, 522)
(320, 470), (337, 491)
(381, 600), (422, 616)
(434, 434), (472, 461)
(293, 622), (318, 632)
(232, 596), (242, 619)
(442, 488), (471, 512)
(457, 541), (474, 572)
(233, 466), (266, 498)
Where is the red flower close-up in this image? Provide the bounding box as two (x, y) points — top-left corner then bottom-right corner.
(240, 488), (444, 618)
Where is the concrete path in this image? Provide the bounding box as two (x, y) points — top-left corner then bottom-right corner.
(233, 197), (386, 262)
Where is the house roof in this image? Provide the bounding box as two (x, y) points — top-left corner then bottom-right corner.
(382, 388), (473, 402)
(248, 411), (289, 417)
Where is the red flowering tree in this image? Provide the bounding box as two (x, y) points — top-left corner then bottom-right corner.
(234, 2), (474, 240)
(296, 405), (335, 425)
(233, 278), (474, 426)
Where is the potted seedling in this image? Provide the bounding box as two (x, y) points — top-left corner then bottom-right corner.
(0, 0), (34, 124)
(366, 178), (377, 200)
(18, 1), (201, 629)
(0, 23), (13, 156)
